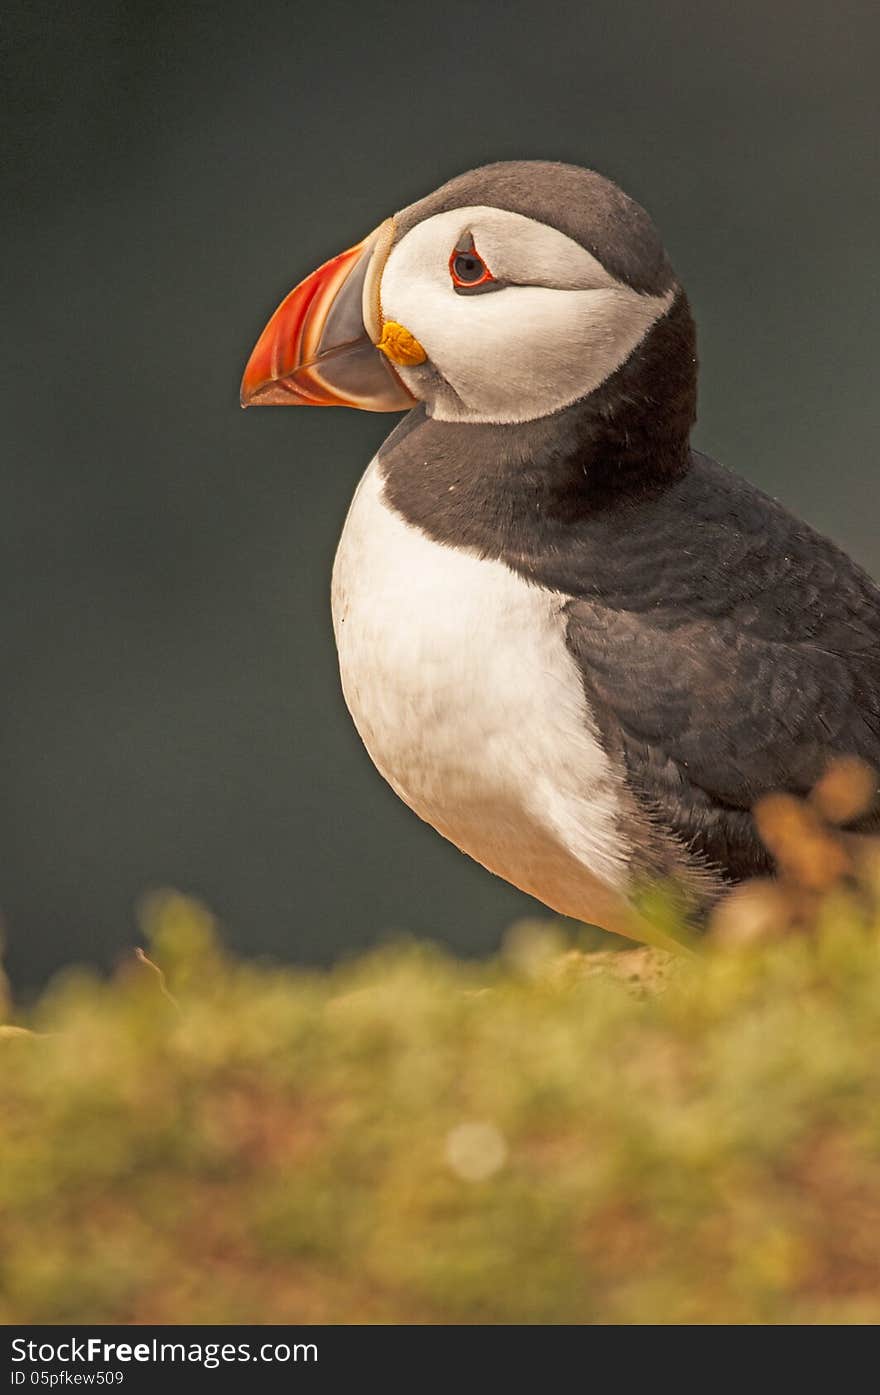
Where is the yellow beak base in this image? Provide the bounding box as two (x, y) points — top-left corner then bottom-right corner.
(377, 320), (427, 367)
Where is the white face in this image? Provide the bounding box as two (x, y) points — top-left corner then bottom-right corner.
(377, 205), (674, 426)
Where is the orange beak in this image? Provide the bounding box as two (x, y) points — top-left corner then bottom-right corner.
(240, 219), (415, 412)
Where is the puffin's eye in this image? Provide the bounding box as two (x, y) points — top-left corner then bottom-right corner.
(449, 236), (495, 293)
(452, 252), (488, 284)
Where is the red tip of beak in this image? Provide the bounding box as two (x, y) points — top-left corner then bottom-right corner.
(240, 243), (366, 407)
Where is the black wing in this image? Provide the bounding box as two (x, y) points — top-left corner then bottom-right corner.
(564, 453), (880, 880)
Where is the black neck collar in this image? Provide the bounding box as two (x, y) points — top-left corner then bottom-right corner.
(378, 290), (698, 557)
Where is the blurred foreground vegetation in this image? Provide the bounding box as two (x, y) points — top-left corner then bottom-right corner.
(3, 765), (880, 1325)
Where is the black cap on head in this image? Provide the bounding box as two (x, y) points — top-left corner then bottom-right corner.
(394, 160), (676, 297)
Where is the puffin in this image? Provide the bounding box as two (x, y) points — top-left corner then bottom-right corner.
(241, 160), (880, 943)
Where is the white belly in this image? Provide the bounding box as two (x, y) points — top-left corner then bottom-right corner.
(331, 459), (634, 931)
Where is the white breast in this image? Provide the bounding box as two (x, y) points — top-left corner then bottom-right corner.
(331, 459), (634, 931)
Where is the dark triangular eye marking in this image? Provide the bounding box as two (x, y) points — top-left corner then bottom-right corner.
(449, 232), (501, 295)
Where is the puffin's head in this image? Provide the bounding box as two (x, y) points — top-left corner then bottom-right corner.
(241, 161), (681, 426)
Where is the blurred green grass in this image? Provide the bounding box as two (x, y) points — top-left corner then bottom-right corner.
(3, 884), (880, 1325)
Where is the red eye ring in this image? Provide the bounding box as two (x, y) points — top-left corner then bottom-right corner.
(449, 238), (495, 289)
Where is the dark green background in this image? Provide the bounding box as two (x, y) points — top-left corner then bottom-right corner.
(3, 0), (878, 988)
